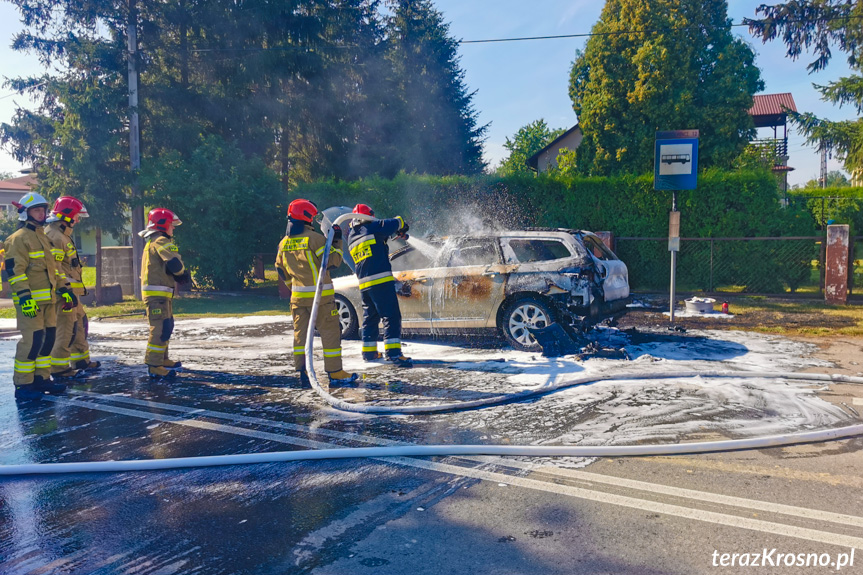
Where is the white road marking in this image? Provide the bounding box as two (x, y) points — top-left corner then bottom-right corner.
(70, 390), (863, 529)
(853, 398), (863, 406)
(42, 392), (863, 549)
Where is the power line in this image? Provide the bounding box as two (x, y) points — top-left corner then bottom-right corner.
(458, 15), (861, 45)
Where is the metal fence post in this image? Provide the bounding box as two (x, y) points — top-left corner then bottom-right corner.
(709, 239), (714, 293)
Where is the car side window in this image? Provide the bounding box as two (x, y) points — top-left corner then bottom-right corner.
(503, 239), (572, 263)
(390, 246), (433, 272)
(446, 240), (499, 267)
(581, 235), (618, 261)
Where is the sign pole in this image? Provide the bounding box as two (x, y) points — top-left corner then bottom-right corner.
(654, 129), (698, 326)
(669, 191), (679, 323)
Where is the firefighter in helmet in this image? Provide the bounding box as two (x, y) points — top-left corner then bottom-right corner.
(140, 207), (190, 379)
(5, 192), (78, 400)
(346, 204), (412, 367)
(276, 199), (358, 386)
(45, 196), (101, 378)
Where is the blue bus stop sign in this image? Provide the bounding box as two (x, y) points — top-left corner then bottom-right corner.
(654, 130), (699, 190)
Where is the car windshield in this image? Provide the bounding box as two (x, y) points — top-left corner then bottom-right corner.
(504, 238), (572, 263)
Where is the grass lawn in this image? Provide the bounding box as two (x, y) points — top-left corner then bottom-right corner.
(0, 292), (292, 320)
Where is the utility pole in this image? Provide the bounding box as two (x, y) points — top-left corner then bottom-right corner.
(128, 0), (144, 299)
(820, 140), (828, 189)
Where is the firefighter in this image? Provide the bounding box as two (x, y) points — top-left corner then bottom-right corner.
(45, 196), (101, 378)
(140, 207), (190, 379)
(5, 192), (77, 400)
(276, 199), (357, 386)
(347, 204), (412, 367)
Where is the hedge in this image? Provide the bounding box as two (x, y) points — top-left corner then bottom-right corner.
(292, 170), (817, 293)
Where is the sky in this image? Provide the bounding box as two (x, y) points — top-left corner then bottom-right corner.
(0, 0), (858, 187)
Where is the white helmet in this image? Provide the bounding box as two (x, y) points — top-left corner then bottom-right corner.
(13, 192), (50, 222)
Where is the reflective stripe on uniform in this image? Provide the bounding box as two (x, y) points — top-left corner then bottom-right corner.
(143, 285), (174, 298)
(384, 338), (401, 350)
(292, 284), (335, 298)
(293, 346), (305, 356)
(70, 282), (85, 288)
(50, 248), (65, 261)
(8, 274), (27, 285)
(14, 359), (35, 373)
(35, 356), (51, 369)
(31, 289), (52, 302)
(28, 251), (45, 258)
(322, 348), (342, 357)
(359, 271), (395, 290)
(51, 357), (71, 366)
(70, 352), (89, 361)
(147, 344), (167, 353)
(362, 344), (378, 353)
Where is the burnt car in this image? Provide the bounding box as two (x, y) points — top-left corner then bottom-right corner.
(331, 229), (629, 351)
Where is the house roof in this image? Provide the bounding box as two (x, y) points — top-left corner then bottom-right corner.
(749, 93), (797, 128)
(3, 174), (37, 188)
(527, 124), (582, 170)
(0, 180), (32, 192)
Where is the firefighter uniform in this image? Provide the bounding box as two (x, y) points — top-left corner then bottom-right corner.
(275, 221), (347, 377)
(46, 220), (93, 374)
(347, 216), (409, 362)
(6, 221), (63, 387)
(141, 231), (184, 371)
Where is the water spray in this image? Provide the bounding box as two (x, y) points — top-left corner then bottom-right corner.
(1, 212), (861, 477)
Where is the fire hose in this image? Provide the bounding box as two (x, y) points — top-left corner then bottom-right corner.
(1, 213), (861, 476)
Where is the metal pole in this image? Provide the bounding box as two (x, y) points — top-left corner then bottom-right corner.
(669, 191), (678, 323)
(709, 238), (714, 293)
(128, 0), (144, 300)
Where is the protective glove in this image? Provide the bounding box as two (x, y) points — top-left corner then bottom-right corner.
(174, 270), (192, 285)
(18, 292), (39, 318)
(397, 221), (409, 239)
(58, 287), (78, 311)
(332, 224), (342, 241)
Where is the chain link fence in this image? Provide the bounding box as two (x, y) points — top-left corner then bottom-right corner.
(615, 237), (826, 295)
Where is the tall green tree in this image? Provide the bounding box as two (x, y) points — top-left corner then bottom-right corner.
(497, 120), (564, 176)
(384, 0), (487, 175)
(569, 0), (763, 176)
(746, 1), (863, 176)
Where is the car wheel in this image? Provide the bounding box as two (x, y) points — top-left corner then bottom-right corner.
(333, 294), (359, 340)
(501, 296), (555, 351)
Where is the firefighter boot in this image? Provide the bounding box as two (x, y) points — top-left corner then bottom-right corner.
(14, 385), (43, 401)
(75, 360), (102, 371)
(386, 355), (413, 368)
(297, 369), (311, 388)
(362, 351), (383, 362)
(148, 365), (177, 380)
(328, 370), (359, 385)
(51, 367), (82, 380)
(31, 375), (67, 395)
(162, 359), (182, 370)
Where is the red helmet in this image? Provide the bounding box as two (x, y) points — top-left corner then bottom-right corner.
(49, 196), (87, 223)
(352, 204), (374, 217)
(288, 199), (318, 223)
(147, 208), (182, 232)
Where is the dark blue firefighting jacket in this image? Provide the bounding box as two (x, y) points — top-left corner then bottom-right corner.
(347, 217), (405, 291)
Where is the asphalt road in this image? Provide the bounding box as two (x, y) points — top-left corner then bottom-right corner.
(0, 319), (861, 575)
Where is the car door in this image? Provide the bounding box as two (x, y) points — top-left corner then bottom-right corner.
(389, 243), (438, 328)
(430, 238), (509, 329)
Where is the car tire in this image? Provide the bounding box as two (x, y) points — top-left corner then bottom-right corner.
(333, 294), (359, 340)
(500, 295), (555, 352)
